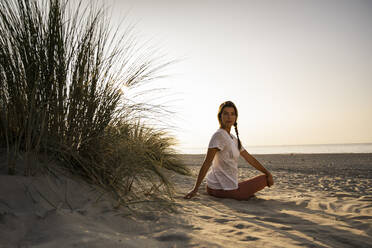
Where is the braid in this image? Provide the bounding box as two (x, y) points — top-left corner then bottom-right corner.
(234, 123), (242, 150)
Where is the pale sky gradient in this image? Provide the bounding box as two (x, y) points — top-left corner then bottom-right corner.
(96, 0), (372, 153)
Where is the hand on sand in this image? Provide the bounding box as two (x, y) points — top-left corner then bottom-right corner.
(184, 189), (197, 199)
(266, 173), (274, 187)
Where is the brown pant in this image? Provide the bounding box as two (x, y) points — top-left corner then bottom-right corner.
(206, 175), (268, 201)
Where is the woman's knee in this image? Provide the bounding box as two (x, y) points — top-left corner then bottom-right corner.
(239, 174), (267, 187)
(258, 174), (268, 186)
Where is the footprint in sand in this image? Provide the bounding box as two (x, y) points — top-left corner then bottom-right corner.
(351, 215), (372, 220)
(198, 215), (213, 220)
(214, 218), (230, 224)
(279, 226), (293, 230)
(329, 202), (338, 211)
(240, 236), (259, 241)
(318, 203), (327, 210)
(154, 233), (191, 242)
(359, 196), (372, 202)
(234, 224), (245, 229)
(257, 217), (282, 223)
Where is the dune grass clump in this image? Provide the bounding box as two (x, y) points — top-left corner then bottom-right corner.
(0, 0), (188, 204)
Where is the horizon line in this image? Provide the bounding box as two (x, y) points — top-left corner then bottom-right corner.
(178, 142), (372, 149)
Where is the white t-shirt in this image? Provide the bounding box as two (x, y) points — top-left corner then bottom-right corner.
(206, 128), (245, 190)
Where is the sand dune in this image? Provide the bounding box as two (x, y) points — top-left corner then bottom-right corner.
(1, 153), (371, 247)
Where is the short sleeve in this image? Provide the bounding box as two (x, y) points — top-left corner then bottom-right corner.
(208, 132), (225, 150)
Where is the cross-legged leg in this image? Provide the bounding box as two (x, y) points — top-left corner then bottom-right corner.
(206, 174), (268, 201)
(235, 174), (268, 200)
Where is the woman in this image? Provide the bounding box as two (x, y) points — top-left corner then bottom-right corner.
(184, 101), (274, 200)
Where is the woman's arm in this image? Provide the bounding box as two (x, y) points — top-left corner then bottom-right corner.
(184, 148), (218, 199)
(240, 150), (274, 187)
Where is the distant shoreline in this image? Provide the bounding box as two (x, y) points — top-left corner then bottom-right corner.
(179, 152), (372, 156)
(178, 143), (372, 155)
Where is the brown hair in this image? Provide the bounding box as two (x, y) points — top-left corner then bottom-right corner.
(217, 101), (242, 150)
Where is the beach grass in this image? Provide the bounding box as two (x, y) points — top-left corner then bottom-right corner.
(0, 0), (189, 205)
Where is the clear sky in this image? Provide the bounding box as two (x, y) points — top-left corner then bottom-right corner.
(95, 0), (372, 153)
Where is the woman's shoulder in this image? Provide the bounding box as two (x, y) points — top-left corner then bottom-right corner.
(211, 128), (225, 138)
(209, 129), (226, 143)
(208, 129), (228, 150)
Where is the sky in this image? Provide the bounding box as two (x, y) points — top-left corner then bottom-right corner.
(91, 0), (372, 153)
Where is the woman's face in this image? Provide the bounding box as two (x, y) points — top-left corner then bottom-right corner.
(220, 107), (236, 128)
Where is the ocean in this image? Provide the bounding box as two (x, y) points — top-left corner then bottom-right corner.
(179, 143), (372, 154)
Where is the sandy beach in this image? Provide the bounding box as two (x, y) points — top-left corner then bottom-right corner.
(1, 153), (371, 248)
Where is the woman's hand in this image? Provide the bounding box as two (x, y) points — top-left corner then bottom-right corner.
(184, 189), (198, 199)
(266, 173), (274, 187)
(184, 148), (217, 200)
